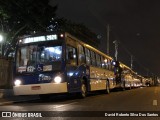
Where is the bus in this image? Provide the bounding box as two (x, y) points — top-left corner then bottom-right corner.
(119, 63), (142, 89)
(13, 32), (139, 99)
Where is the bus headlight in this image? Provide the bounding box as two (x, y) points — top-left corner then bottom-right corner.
(54, 76), (62, 83)
(14, 79), (22, 86)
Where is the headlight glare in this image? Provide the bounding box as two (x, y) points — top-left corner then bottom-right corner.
(54, 76), (62, 83)
(14, 79), (21, 86)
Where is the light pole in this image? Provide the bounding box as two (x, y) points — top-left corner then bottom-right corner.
(0, 34), (3, 56)
(113, 40), (119, 61)
(106, 24), (110, 55)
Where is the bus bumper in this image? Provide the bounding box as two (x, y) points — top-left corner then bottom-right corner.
(13, 82), (68, 95)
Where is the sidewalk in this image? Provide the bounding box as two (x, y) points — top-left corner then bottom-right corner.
(0, 89), (39, 105)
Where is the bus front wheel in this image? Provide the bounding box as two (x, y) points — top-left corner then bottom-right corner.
(79, 83), (87, 98)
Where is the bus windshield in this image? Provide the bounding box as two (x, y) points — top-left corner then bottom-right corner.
(16, 44), (62, 73)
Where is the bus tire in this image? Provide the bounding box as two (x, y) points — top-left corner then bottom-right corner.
(122, 87), (125, 91)
(79, 82), (87, 98)
(105, 81), (110, 94)
(122, 81), (125, 91)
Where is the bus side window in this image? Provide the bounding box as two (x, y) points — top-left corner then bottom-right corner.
(111, 60), (114, 70)
(101, 56), (106, 69)
(66, 46), (77, 66)
(85, 48), (91, 65)
(68, 51), (74, 59)
(96, 53), (101, 68)
(78, 44), (85, 65)
(108, 59), (112, 70)
(104, 58), (109, 70)
(90, 51), (96, 66)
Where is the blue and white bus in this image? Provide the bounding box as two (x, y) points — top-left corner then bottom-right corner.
(13, 32), (137, 99)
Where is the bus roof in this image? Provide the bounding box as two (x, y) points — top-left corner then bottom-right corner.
(65, 32), (113, 60)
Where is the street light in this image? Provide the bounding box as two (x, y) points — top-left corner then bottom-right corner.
(0, 34), (3, 55)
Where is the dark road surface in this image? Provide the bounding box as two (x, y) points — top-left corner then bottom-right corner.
(1, 86), (160, 120)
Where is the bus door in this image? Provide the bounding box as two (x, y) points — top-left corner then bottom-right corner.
(66, 45), (80, 92)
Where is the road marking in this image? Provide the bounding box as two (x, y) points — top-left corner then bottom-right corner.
(53, 102), (78, 109)
(153, 100), (157, 106)
(154, 87), (158, 93)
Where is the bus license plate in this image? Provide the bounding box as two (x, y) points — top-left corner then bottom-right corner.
(31, 86), (41, 90)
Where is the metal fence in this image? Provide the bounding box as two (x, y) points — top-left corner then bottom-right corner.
(0, 58), (13, 89)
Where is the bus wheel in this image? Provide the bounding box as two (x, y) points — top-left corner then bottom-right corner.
(79, 83), (87, 98)
(122, 82), (126, 91)
(106, 86), (110, 94)
(122, 86), (126, 91)
(105, 81), (110, 94)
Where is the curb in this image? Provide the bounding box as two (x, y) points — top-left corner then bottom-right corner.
(0, 98), (40, 106)
(0, 101), (14, 106)
(0, 89), (40, 105)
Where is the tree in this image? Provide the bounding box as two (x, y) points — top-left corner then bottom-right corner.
(0, 0), (100, 56)
(53, 18), (100, 48)
(0, 0), (57, 56)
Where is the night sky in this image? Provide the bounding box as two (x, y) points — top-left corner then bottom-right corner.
(50, 0), (160, 76)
